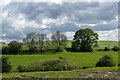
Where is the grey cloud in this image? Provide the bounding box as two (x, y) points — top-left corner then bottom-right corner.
(2, 2), (118, 42)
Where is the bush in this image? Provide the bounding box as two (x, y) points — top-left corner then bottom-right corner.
(17, 59), (78, 72)
(104, 47), (110, 51)
(2, 56), (12, 72)
(59, 56), (65, 59)
(112, 46), (119, 51)
(96, 55), (115, 67)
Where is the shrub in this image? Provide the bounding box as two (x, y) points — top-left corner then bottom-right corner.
(96, 55), (115, 67)
(112, 46), (119, 51)
(104, 47), (110, 51)
(17, 59), (78, 72)
(2, 56), (12, 72)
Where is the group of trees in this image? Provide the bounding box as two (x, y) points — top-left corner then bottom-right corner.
(2, 28), (100, 54)
(23, 31), (67, 53)
(22, 28), (99, 53)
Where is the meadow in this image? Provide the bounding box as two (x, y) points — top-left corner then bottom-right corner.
(3, 51), (118, 71)
(2, 41), (119, 78)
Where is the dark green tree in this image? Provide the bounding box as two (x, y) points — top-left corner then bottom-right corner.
(8, 41), (22, 54)
(72, 28), (99, 52)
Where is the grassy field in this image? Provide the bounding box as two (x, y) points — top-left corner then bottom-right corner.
(2, 41), (119, 79)
(3, 51), (118, 71)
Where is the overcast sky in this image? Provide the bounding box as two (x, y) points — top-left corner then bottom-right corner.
(1, 0), (119, 42)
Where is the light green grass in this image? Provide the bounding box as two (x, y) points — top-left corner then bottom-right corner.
(3, 51), (118, 71)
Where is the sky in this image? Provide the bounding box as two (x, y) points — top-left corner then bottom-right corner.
(0, 0), (119, 42)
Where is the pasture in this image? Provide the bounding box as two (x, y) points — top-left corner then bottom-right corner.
(2, 41), (119, 78)
(3, 51), (118, 71)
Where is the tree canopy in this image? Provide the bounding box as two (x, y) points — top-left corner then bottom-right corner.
(72, 28), (99, 52)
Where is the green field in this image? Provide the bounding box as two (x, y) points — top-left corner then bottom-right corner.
(2, 41), (119, 78)
(3, 51), (118, 71)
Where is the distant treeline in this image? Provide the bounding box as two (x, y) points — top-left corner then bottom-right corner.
(2, 28), (120, 54)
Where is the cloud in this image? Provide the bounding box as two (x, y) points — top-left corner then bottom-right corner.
(96, 29), (118, 41)
(1, 2), (118, 42)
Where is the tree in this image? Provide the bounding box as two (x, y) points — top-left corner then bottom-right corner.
(23, 32), (37, 53)
(8, 40), (22, 54)
(37, 33), (47, 52)
(51, 31), (67, 52)
(72, 28), (99, 52)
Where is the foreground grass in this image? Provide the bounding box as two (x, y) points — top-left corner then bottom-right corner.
(3, 51), (118, 71)
(2, 67), (119, 78)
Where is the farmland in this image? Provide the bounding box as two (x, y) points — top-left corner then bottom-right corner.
(3, 51), (118, 71)
(2, 41), (119, 79)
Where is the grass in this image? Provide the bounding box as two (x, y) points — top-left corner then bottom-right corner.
(3, 51), (118, 71)
(1, 41), (119, 79)
(2, 67), (119, 78)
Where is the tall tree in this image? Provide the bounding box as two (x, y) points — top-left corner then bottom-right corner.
(72, 28), (99, 52)
(51, 31), (67, 52)
(37, 33), (47, 52)
(23, 32), (37, 53)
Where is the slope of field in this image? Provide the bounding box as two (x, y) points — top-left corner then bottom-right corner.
(3, 51), (118, 71)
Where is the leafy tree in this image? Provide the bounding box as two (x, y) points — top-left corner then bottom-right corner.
(51, 31), (67, 52)
(23, 32), (38, 53)
(8, 41), (22, 54)
(72, 28), (99, 52)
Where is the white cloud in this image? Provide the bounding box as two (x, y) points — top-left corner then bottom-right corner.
(96, 29), (118, 41)
(42, 16), (68, 26)
(1, 2), (118, 42)
(65, 32), (75, 40)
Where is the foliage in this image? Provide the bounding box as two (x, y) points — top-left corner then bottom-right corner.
(17, 59), (78, 72)
(104, 47), (110, 51)
(112, 46), (119, 51)
(96, 55), (115, 67)
(8, 41), (22, 54)
(51, 31), (67, 52)
(2, 56), (12, 72)
(72, 28), (99, 52)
